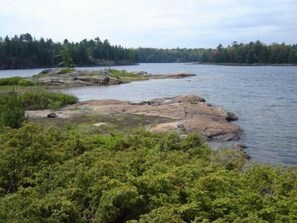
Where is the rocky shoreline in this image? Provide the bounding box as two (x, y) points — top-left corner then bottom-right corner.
(26, 94), (242, 142)
(31, 68), (196, 88)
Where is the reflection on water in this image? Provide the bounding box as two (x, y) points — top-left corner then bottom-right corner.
(1, 63), (297, 166)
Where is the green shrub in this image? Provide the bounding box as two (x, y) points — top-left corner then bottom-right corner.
(0, 91), (78, 111)
(58, 68), (75, 74)
(0, 77), (34, 86)
(19, 92), (78, 110)
(0, 89), (25, 128)
(108, 69), (142, 79)
(0, 124), (296, 222)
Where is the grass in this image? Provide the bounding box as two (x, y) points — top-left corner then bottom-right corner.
(0, 85), (47, 94)
(35, 67), (75, 77)
(108, 69), (149, 81)
(30, 113), (173, 135)
(0, 72), (78, 110)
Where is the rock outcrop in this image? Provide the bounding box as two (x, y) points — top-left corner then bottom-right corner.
(33, 69), (122, 87)
(31, 68), (196, 87)
(26, 94), (242, 142)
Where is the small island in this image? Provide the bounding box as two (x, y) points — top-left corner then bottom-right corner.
(31, 68), (196, 87)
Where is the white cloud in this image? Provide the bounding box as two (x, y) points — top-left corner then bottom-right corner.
(0, 0), (296, 47)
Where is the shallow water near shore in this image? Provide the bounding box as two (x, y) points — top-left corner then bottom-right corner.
(1, 63), (297, 166)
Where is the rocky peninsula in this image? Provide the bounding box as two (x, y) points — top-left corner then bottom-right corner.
(31, 68), (196, 87)
(26, 94), (242, 142)
(0, 68), (242, 143)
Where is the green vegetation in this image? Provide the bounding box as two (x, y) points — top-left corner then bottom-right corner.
(19, 92), (78, 110)
(139, 41), (297, 64)
(0, 90), (77, 110)
(32, 113), (173, 135)
(0, 122), (296, 222)
(0, 33), (138, 69)
(58, 67), (76, 74)
(0, 89), (25, 129)
(0, 77), (34, 86)
(200, 41), (297, 64)
(139, 47), (205, 63)
(1, 33), (296, 69)
(58, 45), (75, 68)
(108, 69), (149, 81)
(0, 89), (77, 131)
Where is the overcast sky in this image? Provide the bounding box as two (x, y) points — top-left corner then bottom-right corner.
(0, 0), (296, 48)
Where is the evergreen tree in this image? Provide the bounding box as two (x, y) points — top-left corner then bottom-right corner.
(58, 45), (75, 68)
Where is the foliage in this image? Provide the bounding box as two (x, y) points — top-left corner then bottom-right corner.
(0, 89), (25, 128)
(0, 91), (78, 111)
(139, 41), (297, 64)
(108, 69), (148, 81)
(58, 67), (75, 74)
(58, 45), (75, 68)
(199, 41), (297, 64)
(138, 47), (205, 63)
(0, 33), (138, 69)
(1, 34), (296, 69)
(19, 92), (78, 110)
(0, 77), (34, 86)
(0, 123), (296, 222)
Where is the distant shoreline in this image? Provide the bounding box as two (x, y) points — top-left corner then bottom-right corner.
(189, 62), (297, 66)
(1, 62), (297, 71)
(0, 64), (138, 71)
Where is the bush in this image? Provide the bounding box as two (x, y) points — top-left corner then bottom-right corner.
(0, 89), (25, 128)
(58, 68), (75, 74)
(0, 124), (296, 222)
(0, 91), (78, 114)
(19, 92), (78, 110)
(108, 69), (142, 79)
(0, 77), (34, 86)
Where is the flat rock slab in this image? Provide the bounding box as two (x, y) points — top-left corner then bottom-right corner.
(32, 68), (196, 87)
(26, 94), (242, 142)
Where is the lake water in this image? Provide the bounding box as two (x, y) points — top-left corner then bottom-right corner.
(1, 63), (297, 166)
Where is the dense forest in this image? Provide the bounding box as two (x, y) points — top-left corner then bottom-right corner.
(200, 41), (297, 64)
(0, 33), (139, 69)
(140, 41), (297, 64)
(0, 33), (297, 69)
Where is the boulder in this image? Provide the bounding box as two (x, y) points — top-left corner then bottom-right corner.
(93, 122), (108, 127)
(131, 71), (149, 75)
(226, 111), (239, 121)
(163, 72), (196, 78)
(47, 113), (57, 118)
(76, 75), (110, 85)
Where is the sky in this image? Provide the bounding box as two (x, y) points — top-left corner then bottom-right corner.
(0, 0), (296, 48)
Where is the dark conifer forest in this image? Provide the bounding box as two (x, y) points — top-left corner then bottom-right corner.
(0, 33), (297, 69)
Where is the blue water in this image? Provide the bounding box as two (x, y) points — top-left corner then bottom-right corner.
(1, 64), (297, 166)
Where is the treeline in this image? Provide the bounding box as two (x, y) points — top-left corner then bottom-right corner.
(139, 47), (204, 63)
(200, 41), (297, 64)
(139, 41), (297, 64)
(0, 33), (138, 69)
(1, 33), (297, 69)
